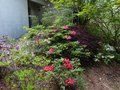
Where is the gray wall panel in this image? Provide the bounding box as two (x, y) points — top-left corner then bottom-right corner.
(0, 0), (29, 38)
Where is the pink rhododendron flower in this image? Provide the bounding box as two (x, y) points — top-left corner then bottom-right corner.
(70, 31), (76, 35)
(63, 25), (69, 30)
(49, 48), (55, 53)
(65, 36), (71, 40)
(64, 58), (70, 64)
(65, 78), (75, 86)
(44, 65), (54, 72)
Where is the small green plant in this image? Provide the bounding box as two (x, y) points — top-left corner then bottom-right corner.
(5, 68), (45, 90)
(94, 44), (115, 64)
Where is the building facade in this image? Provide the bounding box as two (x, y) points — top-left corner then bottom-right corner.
(0, 0), (47, 38)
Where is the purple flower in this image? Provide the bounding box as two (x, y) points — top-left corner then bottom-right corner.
(16, 45), (20, 50)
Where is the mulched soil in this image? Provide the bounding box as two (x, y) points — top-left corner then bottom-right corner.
(84, 62), (120, 90)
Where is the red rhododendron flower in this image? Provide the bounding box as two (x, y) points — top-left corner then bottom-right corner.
(44, 65), (54, 72)
(64, 58), (70, 64)
(63, 25), (69, 30)
(63, 63), (73, 70)
(67, 63), (73, 70)
(65, 78), (75, 86)
(70, 31), (76, 35)
(49, 48), (55, 53)
(65, 36), (71, 40)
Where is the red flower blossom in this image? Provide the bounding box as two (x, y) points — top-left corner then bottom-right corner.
(64, 58), (70, 64)
(44, 65), (54, 72)
(70, 31), (76, 35)
(65, 78), (75, 86)
(63, 63), (73, 70)
(63, 25), (69, 30)
(65, 36), (71, 40)
(49, 48), (55, 53)
(67, 63), (73, 70)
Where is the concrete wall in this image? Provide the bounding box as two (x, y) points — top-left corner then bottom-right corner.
(0, 0), (29, 38)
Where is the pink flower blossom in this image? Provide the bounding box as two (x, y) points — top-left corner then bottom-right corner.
(64, 58), (70, 64)
(65, 36), (71, 40)
(70, 31), (76, 35)
(44, 65), (54, 72)
(65, 78), (75, 86)
(63, 25), (69, 30)
(49, 48), (55, 53)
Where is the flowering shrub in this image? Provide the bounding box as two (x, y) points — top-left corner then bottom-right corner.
(0, 24), (91, 89)
(0, 36), (12, 64)
(0, 33), (51, 89)
(22, 25), (90, 89)
(0, 36), (15, 79)
(43, 58), (84, 89)
(26, 25), (90, 89)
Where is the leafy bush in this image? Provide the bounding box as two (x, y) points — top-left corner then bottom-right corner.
(1, 24), (90, 89)
(50, 0), (98, 25)
(0, 36), (15, 79)
(42, 8), (74, 27)
(89, 0), (120, 53)
(43, 58), (85, 89)
(20, 25), (91, 89)
(94, 44), (115, 64)
(0, 33), (50, 89)
(5, 68), (45, 90)
(44, 26), (90, 88)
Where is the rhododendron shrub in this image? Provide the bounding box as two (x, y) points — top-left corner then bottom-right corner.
(22, 25), (90, 89)
(43, 26), (91, 60)
(35, 26), (90, 89)
(43, 58), (84, 89)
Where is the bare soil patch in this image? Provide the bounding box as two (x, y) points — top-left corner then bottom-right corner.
(84, 63), (120, 90)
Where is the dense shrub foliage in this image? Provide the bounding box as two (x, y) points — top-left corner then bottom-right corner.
(42, 8), (74, 27)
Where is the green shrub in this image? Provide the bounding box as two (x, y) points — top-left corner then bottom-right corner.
(88, 0), (120, 54)
(94, 44), (115, 64)
(42, 8), (74, 27)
